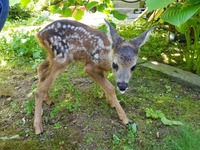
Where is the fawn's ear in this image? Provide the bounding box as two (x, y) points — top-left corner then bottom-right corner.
(129, 26), (156, 50)
(104, 19), (124, 49)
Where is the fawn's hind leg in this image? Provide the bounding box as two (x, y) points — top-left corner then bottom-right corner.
(34, 60), (68, 134)
(37, 60), (52, 105)
(84, 63), (129, 124)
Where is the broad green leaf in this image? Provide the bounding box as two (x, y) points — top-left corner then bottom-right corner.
(49, 5), (61, 14)
(146, 0), (175, 12)
(76, 0), (83, 5)
(86, 1), (98, 10)
(97, 3), (106, 12)
(161, 117), (184, 126)
(68, 0), (75, 6)
(112, 134), (120, 145)
(10, 0), (20, 6)
(160, 4), (200, 28)
(20, 0), (31, 7)
(62, 7), (73, 17)
(187, 0), (200, 5)
(98, 24), (107, 34)
(145, 108), (165, 119)
(111, 10), (127, 20)
(129, 123), (137, 133)
(73, 8), (84, 20)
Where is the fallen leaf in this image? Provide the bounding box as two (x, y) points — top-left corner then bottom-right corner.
(161, 117), (184, 126)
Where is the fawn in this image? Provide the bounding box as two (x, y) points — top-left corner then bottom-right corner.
(34, 19), (155, 134)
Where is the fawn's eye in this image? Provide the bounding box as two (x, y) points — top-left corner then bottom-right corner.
(112, 62), (119, 71)
(131, 65), (136, 72)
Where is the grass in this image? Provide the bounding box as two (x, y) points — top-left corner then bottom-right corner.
(164, 125), (200, 150)
(0, 18), (200, 150)
(0, 59), (199, 149)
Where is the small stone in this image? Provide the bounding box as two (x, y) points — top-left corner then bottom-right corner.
(7, 97), (12, 101)
(156, 132), (160, 138)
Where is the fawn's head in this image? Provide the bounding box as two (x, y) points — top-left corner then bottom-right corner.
(105, 19), (155, 94)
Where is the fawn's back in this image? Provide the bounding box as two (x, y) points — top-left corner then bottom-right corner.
(36, 20), (111, 69)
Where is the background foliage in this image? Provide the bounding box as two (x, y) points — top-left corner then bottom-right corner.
(10, 0), (128, 20)
(146, 0), (200, 74)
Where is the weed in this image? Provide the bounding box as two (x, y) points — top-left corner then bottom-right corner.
(52, 88), (59, 98)
(26, 11), (50, 26)
(127, 124), (137, 144)
(54, 122), (62, 129)
(24, 100), (34, 116)
(50, 98), (79, 118)
(11, 102), (20, 113)
(92, 82), (104, 99)
(8, 4), (31, 21)
(112, 123), (137, 149)
(0, 29), (45, 67)
(145, 108), (183, 126)
(112, 134), (120, 145)
(59, 141), (65, 150)
(86, 133), (94, 144)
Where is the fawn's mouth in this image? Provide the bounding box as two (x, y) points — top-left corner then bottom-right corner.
(117, 87), (128, 94)
(119, 89), (127, 94)
(117, 82), (128, 94)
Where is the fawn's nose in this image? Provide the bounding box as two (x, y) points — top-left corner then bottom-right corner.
(117, 82), (128, 94)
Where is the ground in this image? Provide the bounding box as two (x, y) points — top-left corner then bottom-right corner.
(0, 58), (199, 149)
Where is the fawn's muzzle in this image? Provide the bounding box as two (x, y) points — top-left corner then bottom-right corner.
(117, 82), (128, 94)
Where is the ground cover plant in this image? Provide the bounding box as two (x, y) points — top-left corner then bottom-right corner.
(0, 9), (200, 150)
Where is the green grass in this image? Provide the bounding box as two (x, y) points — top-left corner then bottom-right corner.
(164, 125), (200, 150)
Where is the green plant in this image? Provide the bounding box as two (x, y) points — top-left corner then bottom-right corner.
(164, 125), (200, 150)
(112, 134), (120, 145)
(11, 102), (20, 113)
(145, 108), (183, 126)
(24, 100), (34, 116)
(92, 82), (104, 99)
(11, 0), (127, 21)
(86, 133), (93, 144)
(127, 123), (137, 145)
(146, 0), (200, 74)
(54, 122), (62, 129)
(8, 3), (32, 21)
(0, 29), (45, 66)
(112, 123), (137, 149)
(50, 98), (79, 118)
(27, 11), (50, 26)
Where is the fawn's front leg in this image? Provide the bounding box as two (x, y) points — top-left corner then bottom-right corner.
(84, 63), (129, 124)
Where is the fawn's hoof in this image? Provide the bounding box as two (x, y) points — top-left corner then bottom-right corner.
(121, 118), (129, 125)
(35, 127), (43, 135)
(34, 123), (43, 135)
(44, 100), (53, 106)
(37, 132), (43, 137)
(127, 120), (134, 125)
(109, 103), (115, 108)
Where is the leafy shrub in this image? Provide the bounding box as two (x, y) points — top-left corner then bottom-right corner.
(8, 3), (31, 21)
(0, 29), (45, 63)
